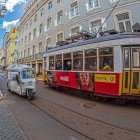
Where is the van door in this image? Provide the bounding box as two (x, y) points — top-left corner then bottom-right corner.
(122, 47), (140, 95)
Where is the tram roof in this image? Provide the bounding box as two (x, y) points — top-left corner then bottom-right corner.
(44, 32), (140, 56)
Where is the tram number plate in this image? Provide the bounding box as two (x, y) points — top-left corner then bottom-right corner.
(95, 74), (116, 83)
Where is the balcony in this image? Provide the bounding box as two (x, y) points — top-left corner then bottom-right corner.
(35, 53), (43, 60)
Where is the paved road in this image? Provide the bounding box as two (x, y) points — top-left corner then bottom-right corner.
(0, 72), (90, 140)
(0, 74), (140, 140)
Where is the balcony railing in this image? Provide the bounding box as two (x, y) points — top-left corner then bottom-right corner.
(17, 53), (44, 63)
(35, 53), (43, 60)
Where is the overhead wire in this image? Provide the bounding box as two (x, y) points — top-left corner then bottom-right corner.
(94, 0), (121, 37)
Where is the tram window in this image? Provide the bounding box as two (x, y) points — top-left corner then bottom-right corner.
(85, 49), (97, 71)
(99, 48), (114, 71)
(49, 56), (54, 70)
(63, 53), (72, 71)
(123, 48), (130, 68)
(132, 48), (140, 68)
(55, 54), (62, 70)
(73, 51), (83, 71)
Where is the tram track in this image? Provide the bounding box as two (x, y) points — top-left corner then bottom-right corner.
(26, 95), (140, 140)
(26, 97), (94, 140)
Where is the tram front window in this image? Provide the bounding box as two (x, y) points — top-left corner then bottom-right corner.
(123, 48), (130, 68)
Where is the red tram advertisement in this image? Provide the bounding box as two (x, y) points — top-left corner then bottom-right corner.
(43, 33), (140, 104)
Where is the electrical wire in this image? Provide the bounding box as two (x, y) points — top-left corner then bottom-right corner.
(94, 0), (121, 37)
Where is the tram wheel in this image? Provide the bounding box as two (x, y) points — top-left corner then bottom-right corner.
(116, 98), (126, 105)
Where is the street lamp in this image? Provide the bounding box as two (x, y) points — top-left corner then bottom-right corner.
(0, 5), (7, 17)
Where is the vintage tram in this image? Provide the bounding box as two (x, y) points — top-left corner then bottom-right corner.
(43, 33), (140, 103)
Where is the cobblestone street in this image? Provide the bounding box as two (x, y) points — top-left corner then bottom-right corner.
(0, 100), (27, 140)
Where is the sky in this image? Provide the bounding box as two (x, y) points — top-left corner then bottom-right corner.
(0, 0), (29, 48)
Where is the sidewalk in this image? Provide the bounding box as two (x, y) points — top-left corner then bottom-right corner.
(0, 100), (27, 140)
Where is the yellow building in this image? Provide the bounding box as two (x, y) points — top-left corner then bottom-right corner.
(6, 28), (18, 66)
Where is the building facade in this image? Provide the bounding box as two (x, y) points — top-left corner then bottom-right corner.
(17, 0), (140, 75)
(5, 28), (18, 66)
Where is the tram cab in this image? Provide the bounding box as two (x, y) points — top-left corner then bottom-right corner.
(43, 33), (140, 101)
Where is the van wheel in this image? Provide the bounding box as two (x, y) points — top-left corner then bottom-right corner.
(27, 90), (34, 100)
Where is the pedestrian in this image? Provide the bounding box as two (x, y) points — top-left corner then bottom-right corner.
(0, 90), (3, 100)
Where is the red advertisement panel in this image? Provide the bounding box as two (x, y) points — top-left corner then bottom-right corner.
(56, 72), (77, 88)
(94, 73), (120, 96)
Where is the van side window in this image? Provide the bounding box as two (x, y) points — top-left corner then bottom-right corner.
(99, 47), (114, 71)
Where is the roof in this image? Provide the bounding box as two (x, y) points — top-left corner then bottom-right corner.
(44, 32), (140, 56)
(7, 64), (32, 72)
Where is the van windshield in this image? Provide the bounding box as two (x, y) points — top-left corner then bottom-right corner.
(21, 69), (35, 79)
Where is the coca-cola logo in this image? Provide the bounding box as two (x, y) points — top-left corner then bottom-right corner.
(60, 76), (69, 82)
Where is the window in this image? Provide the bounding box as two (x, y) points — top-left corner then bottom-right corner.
(85, 49), (97, 71)
(46, 38), (51, 49)
(116, 13), (132, 33)
(70, 1), (79, 18)
(49, 56), (54, 70)
(57, 0), (62, 4)
(63, 53), (72, 71)
(47, 17), (52, 30)
(132, 48), (140, 68)
(21, 51), (23, 58)
(28, 48), (30, 56)
(39, 23), (44, 34)
(88, 0), (99, 10)
(40, 8), (44, 17)
(39, 42), (42, 53)
(73, 51), (83, 71)
(91, 20), (101, 37)
(24, 50), (26, 57)
(26, 23), (28, 29)
(71, 26), (80, 35)
(29, 32), (31, 42)
(30, 19), (32, 26)
(34, 14), (37, 22)
(55, 55), (62, 70)
(21, 38), (23, 47)
(99, 47), (114, 71)
(57, 10), (63, 24)
(33, 45), (35, 55)
(123, 48), (130, 68)
(48, 1), (53, 10)
(25, 36), (27, 44)
(110, 0), (119, 3)
(33, 28), (36, 38)
(57, 32), (63, 42)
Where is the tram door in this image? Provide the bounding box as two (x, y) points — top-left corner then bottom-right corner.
(122, 47), (140, 95)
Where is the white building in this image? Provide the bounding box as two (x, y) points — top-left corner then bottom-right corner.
(18, 0), (140, 75)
